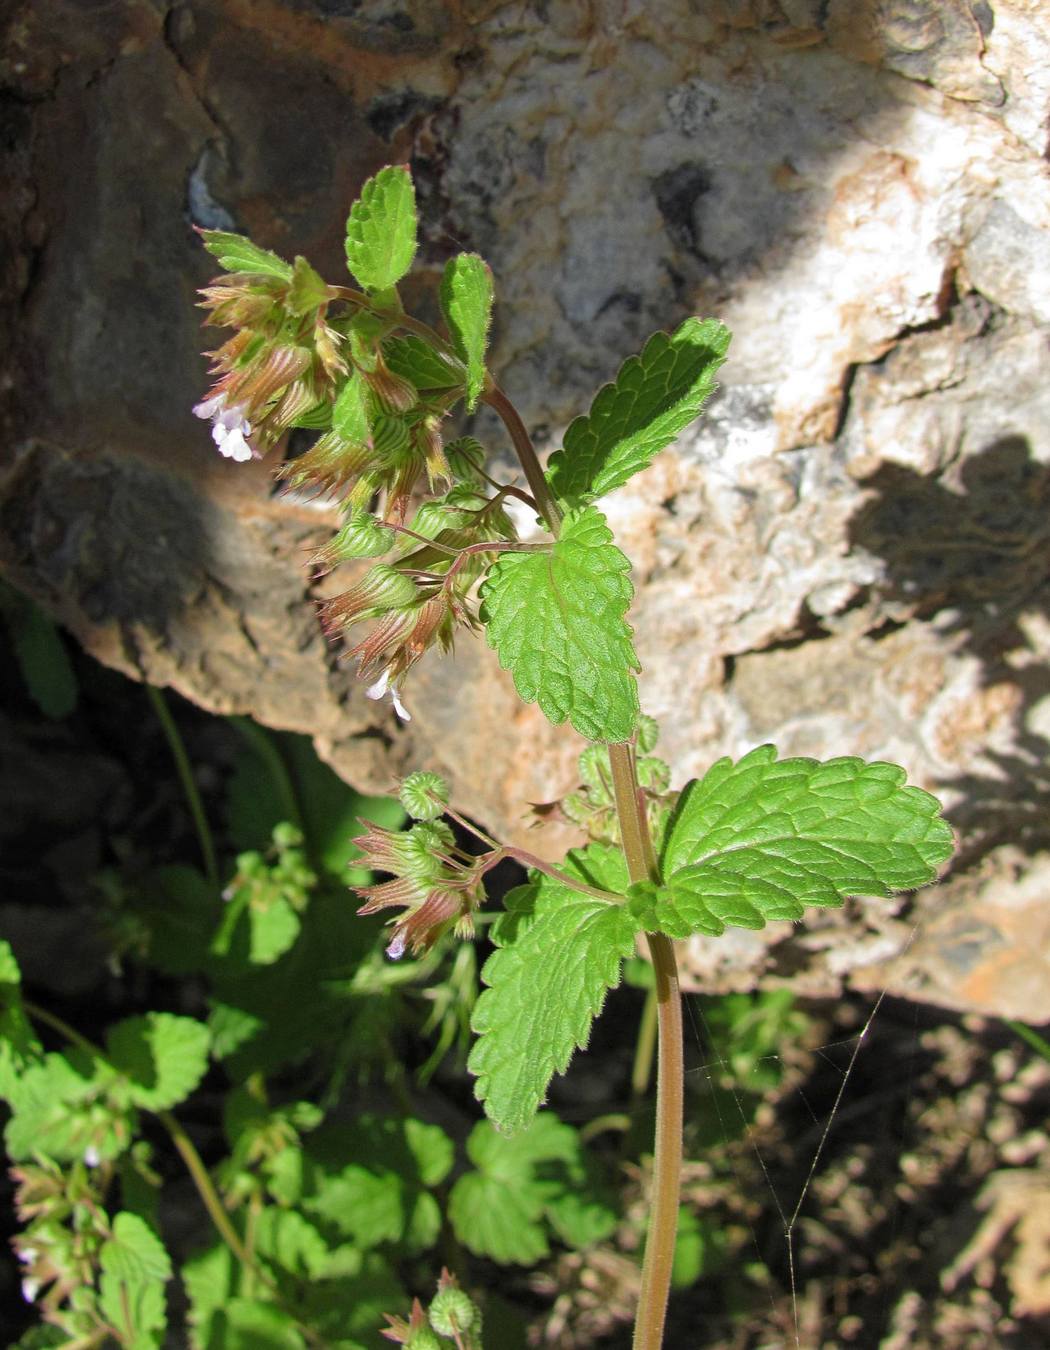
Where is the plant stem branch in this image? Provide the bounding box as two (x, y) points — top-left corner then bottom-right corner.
(608, 742), (682, 1350)
(146, 684), (219, 889)
(481, 385), (563, 536)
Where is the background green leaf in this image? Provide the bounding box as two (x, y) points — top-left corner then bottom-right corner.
(344, 166), (417, 292)
(439, 253), (493, 411)
(547, 317), (730, 503)
(480, 505), (639, 742)
(449, 1114), (616, 1262)
(469, 847), (639, 1132)
(1, 583), (78, 719)
(644, 746), (954, 938)
(106, 1013), (211, 1111)
(98, 1212), (171, 1348)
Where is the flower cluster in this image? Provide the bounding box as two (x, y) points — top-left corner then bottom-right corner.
(351, 816), (485, 959)
(350, 775), (483, 958)
(194, 226), (519, 719)
(194, 248), (348, 461)
(11, 1158), (110, 1331)
(313, 487), (516, 720)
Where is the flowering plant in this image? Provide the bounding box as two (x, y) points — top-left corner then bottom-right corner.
(192, 165), (953, 1347)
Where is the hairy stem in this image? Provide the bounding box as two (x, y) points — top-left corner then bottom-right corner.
(608, 742), (683, 1350)
(631, 986), (659, 1099)
(481, 385), (563, 536)
(635, 931), (683, 1350)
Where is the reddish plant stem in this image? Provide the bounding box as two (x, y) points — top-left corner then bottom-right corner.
(482, 384), (680, 1343)
(608, 741), (683, 1350)
(481, 385), (563, 536)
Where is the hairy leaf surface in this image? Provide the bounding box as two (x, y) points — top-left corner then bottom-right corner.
(642, 746), (953, 938)
(547, 317), (730, 503)
(198, 230), (293, 282)
(383, 335), (461, 391)
(332, 369), (371, 444)
(470, 847), (639, 1133)
(480, 506), (639, 742)
(440, 253), (493, 410)
(344, 166), (417, 292)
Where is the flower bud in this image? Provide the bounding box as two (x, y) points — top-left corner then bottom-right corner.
(429, 1286), (481, 1337)
(365, 357), (418, 415)
(399, 772), (450, 822)
(316, 564), (419, 636)
(371, 414), (412, 461)
(308, 509), (393, 575)
(395, 820), (456, 880)
(636, 713), (660, 755)
(279, 428), (373, 496)
(445, 436), (488, 483)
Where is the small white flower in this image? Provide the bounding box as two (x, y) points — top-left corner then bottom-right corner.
(193, 393), (255, 462)
(21, 1277), (40, 1303)
(83, 1144), (101, 1167)
(365, 670), (411, 722)
(385, 932), (407, 961)
(192, 393), (227, 421)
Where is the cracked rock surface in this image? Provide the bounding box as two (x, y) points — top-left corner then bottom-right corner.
(2, 0), (1049, 1018)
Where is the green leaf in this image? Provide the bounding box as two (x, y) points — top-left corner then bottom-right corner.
(439, 253), (493, 410)
(247, 896), (302, 965)
(0, 940), (40, 1098)
(332, 370), (371, 444)
(3, 1048), (127, 1163)
(448, 1114), (607, 1263)
(5, 592), (78, 719)
(344, 165), (417, 292)
(303, 1115), (452, 1253)
(106, 1013), (210, 1111)
(217, 1299), (306, 1350)
(644, 746), (953, 938)
(199, 229), (293, 282)
(404, 1116), (455, 1187)
(255, 1209), (330, 1281)
(469, 849), (639, 1132)
(183, 1242), (234, 1349)
(98, 1212), (171, 1348)
(547, 317), (731, 504)
(448, 1168), (549, 1264)
(383, 335), (461, 391)
(480, 505), (640, 743)
(287, 255), (329, 315)
(545, 1187), (618, 1249)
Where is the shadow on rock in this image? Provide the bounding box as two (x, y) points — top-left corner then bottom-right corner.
(849, 434), (1050, 861)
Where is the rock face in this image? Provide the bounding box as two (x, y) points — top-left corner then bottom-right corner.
(2, 0), (1049, 1018)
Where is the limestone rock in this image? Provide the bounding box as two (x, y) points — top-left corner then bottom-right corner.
(3, 0), (1049, 1019)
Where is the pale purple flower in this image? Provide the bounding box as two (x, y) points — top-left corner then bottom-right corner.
(83, 1144), (101, 1168)
(365, 669), (411, 722)
(21, 1277), (40, 1303)
(385, 932), (407, 961)
(193, 393), (255, 462)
